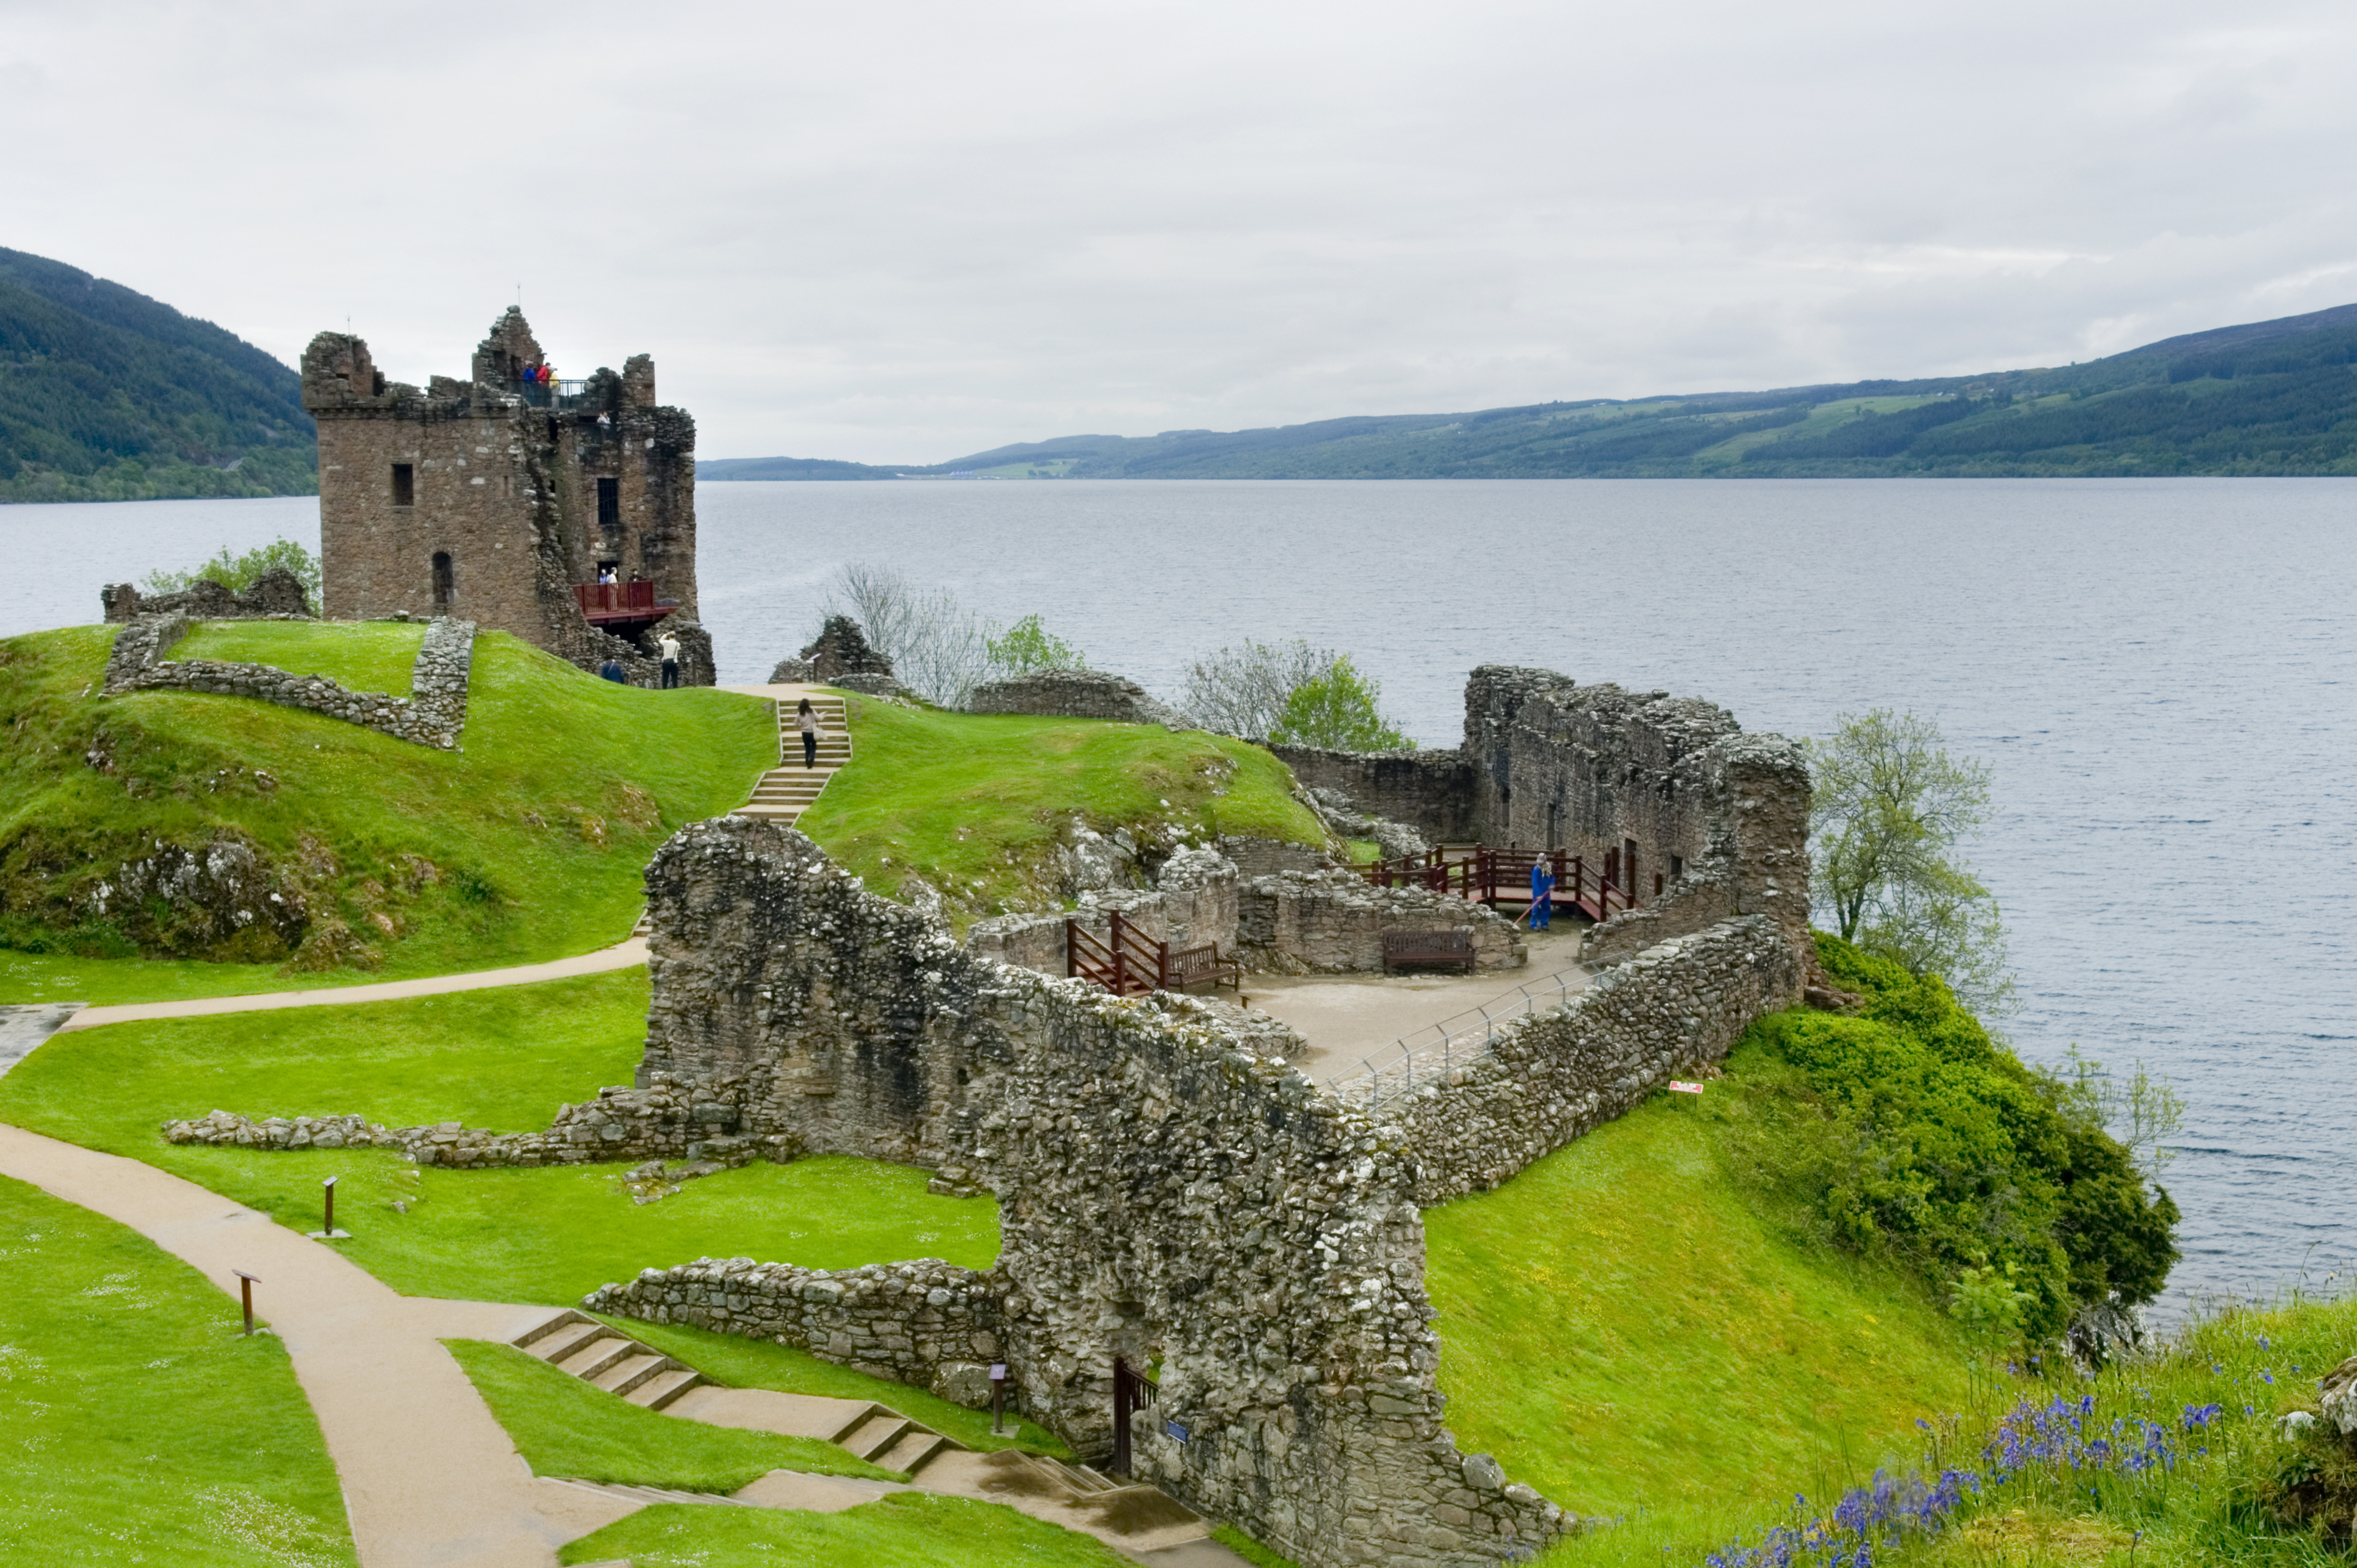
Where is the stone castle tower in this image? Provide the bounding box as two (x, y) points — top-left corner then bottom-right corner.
(300, 309), (712, 684)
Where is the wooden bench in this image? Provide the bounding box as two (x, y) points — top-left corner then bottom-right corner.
(1166, 942), (1243, 992)
(1382, 927), (1476, 974)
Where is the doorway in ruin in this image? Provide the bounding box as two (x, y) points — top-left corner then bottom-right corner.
(431, 551), (454, 612)
(1110, 1354), (1162, 1475)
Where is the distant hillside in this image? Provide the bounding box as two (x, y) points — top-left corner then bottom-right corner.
(703, 302), (2357, 480)
(0, 247), (317, 503)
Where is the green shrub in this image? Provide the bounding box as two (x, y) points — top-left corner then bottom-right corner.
(1736, 935), (2179, 1340)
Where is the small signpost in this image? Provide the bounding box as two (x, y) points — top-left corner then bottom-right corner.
(1668, 1081), (1705, 1095)
(990, 1362), (1008, 1434)
(308, 1175), (350, 1239)
(234, 1270), (260, 1335)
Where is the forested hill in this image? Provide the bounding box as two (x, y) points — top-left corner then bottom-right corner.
(704, 302), (2357, 480)
(0, 247), (316, 503)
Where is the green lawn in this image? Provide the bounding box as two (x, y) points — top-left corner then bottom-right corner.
(603, 1311), (1071, 1459)
(0, 1173), (355, 1565)
(0, 622), (775, 996)
(447, 1339), (903, 1489)
(797, 696), (1326, 929)
(174, 618), (426, 696)
(559, 1493), (1130, 1567)
(1425, 1043), (1979, 1532)
(0, 973), (1000, 1304)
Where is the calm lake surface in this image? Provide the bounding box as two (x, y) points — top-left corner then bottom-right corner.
(7, 477), (2351, 1323)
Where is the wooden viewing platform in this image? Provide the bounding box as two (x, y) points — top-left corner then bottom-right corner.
(574, 580), (677, 637)
(1360, 844), (1641, 924)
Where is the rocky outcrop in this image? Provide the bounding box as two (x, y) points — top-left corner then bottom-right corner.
(967, 668), (1194, 728)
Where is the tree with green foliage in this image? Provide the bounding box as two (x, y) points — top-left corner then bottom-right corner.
(986, 614), (1084, 675)
(1181, 638), (1335, 740)
(1746, 936), (2181, 1342)
(141, 538), (322, 601)
(1807, 708), (2011, 1014)
(1268, 657), (1413, 752)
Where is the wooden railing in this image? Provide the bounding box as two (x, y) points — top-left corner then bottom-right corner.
(1067, 909), (1240, 996)
(1359, 845), (1639, 923)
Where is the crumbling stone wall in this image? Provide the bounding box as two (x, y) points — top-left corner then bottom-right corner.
(103, 615), (477, 750)
(588, 1258), (1007, 1408)
(162, 1074), (797, 1170)
(770, 615), (892, 683)
(967, 668), (1194, 729)
(965, 844), (1242, 976)
(1271, 745), (1480, 843)
(1386, 917), (1800, 1203)
(302, 309), (709, 685)
(1237, 868), (1525, 974)
(622, 818), (1568, 1566)
(101, 566), (314, 623)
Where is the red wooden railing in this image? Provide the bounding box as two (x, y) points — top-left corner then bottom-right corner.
(1067, 909), (1240, 996)
(1359, 845), (1638, 923)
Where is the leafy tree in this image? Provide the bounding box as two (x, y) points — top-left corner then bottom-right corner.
(820, 563), (995, 708)
(1808, 709), (2011, 1014)
(986, 614), (1083, 675)
(1268, 657), (1413, 752)
(142, 537), (321, 600)
(1181, 638), (1337, 740)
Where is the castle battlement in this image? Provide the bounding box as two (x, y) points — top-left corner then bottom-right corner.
(301, 308), (710, 686)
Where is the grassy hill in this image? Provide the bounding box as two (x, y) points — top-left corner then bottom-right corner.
(794, 695), (1331, 930)
(0, 620), (775, 999)
(0, 246), (319, 503)
(1426, 1045), (1981, 1554)
(704, 301), (2357, 480)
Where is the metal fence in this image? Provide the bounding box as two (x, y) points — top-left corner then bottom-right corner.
(1323, 963), (1587, 1114)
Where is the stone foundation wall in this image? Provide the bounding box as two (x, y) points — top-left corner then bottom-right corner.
(587, 1257), (1007, 1408)
(161, 1074), (796, 1170)
(101, 567), (314, 623)
(1215, 834), (1336, 877)
(968, 667), (1194, 728)
(1237, 868), (1526, 974)
(103, 614), (478, 749)
(1389, 916), (1802, 1204)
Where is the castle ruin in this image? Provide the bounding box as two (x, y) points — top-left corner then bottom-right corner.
(300, 309), (714, 685)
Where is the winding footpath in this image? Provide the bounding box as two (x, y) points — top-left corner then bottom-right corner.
(0, 683), (1258, 1565)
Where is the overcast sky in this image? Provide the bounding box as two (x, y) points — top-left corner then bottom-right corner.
(7, 0), (2354, 462)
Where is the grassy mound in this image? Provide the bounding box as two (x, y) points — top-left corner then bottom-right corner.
(0, 972), (998, 1303)
(797, 695), (1327, 928)
(0, 621), (774, 994)
(559, 1493), (1130, 1567)
(446, 1338), (904, 1489)
(0, 1173), (355, 1565)
(173, 618), (428, 697)
(1425, 1056), (1979, 1528)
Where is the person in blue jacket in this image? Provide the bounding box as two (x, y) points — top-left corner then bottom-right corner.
(1529, 851), (1555, 929)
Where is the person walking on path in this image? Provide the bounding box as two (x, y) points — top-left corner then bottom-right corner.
(797, 697), (821, 768)
(1528, 851), (1555, 930)
(658, 630), (681, 689)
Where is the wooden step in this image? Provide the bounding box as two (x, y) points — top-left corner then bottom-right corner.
(591, 1351), (673, 1396)
(842, 1413), (917, 1462)
(877, 1428), (956, 1476)
(523, 1320), (609, 1366)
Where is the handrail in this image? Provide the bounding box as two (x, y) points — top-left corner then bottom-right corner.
(1323, 961), (1587, 1114)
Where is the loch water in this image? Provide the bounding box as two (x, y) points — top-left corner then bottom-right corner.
(7, 476), (2351, 1324)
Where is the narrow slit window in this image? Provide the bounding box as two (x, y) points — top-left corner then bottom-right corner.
(431, 551), (454, 611)
(597, 476), (620, 531)
(391, 463), (415, 507)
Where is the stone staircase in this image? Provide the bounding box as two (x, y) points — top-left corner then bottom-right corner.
(514, 1309), (708, 1411)
(733, 690), (850, 826)
(509, 1308), (969, 1480)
